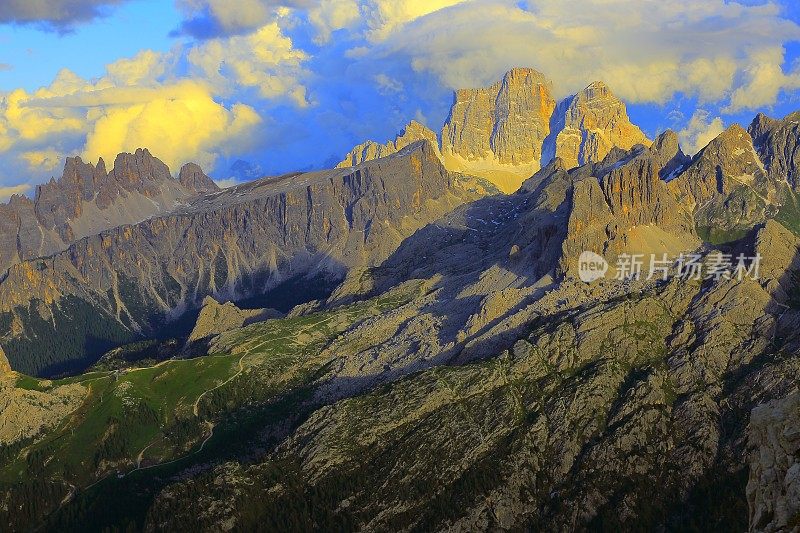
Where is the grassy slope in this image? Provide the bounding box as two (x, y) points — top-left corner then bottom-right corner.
(0, 283), (421, 531)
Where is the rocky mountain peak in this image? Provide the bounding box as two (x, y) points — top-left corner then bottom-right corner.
(0, 346), (11, 374)
(110, 148), (172, 187)
(0, 148), (221, 274)
(748, 111), (800, 190)
(553, 81), (651, 169)
(337, 69), (649, 194)
(579, 80), (612, 101)
(749, 112), (778, 141)
(651, 129), (680, 153)
(441, 67), (556, 192)
(667, 123), (777, 242)
(179, 162), (220, 194)
(695, 124), (762, 175)
(393, 120), (439, 154)
(651, 129), (690, 179)
(499, 67), (550, 91)
(336, 120), (440, 168)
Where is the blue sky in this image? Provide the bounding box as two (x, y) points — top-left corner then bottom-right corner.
(1, 0), (800, 196)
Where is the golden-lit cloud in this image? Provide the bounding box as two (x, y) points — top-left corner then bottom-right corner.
(0, 183), (31, 201)
(0, 16), (308, 181)
(83, 81), (261, 170)
(6, 76), (263, 172)
(726, 47), (800, 112)
(366, 0), (800, 107)
(188, 22), (308, 105)
(308, 0), (361, 43)
(20, 149), (63, 172)
(365, 0), (471, 41)
(105, 50), (167, 86)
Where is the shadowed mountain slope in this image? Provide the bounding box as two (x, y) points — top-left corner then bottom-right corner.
(0, 141), (492, 376)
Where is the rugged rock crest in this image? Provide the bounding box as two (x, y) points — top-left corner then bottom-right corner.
(336, 120), (440, 168)
(0, 141), (488, 376)
(749, 111), (800, 190)
(188, 296), (281, 343)
(178, 163), (220, 194)
(0, 149), (214, 272)
(669, 124), (780, 243)
(551, 81), (651, 168)
(440, 68), (556, 191)
(338, 68), (650, 194)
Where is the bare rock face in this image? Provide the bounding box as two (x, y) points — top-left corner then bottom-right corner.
(669, 124), (779, 243)
(754, 220), (800, 304)
(337, 120), (440, 168)
(188, 296), (281, 343)
(0, 149), (215, 272)
(559, 130), (697, 277)
(0, 141), (489, 376)
(747, 392), (800, 532)
(441, 68), (556, 192)
(552, 81), (651, 169)
(340, 69), (651, 194)
(0, 378), (87, 445)
(749, 111), (800, 190)
(0, 346), (11, 374)
(442, 68), (555, 166)
(179, 163), (221, 194)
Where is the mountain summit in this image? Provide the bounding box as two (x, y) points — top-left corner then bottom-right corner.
(0, 149), (217, 272)
(549, 80), (651, 168)
(337, 69), (650, 193)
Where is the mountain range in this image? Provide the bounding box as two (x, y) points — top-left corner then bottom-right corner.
(1, 68), (800, 532)
(338, 68), (649, 193)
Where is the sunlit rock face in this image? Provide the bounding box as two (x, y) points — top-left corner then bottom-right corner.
(337, 120), (441, 168)
(337, 69), (651, 194)
(551, 81), (651, 169)
(0, 149), (217, 273)
(441, 67), (556, 193)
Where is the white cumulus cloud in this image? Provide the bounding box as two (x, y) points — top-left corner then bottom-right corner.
(359, 0), (800, 109)
(678, 110), (726, 155)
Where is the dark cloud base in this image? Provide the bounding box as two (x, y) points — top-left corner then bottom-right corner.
(0, 0), (128, 31)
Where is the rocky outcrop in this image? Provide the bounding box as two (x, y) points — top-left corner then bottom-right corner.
(0, 346), (10, 374)
(0, 378), (87, 445)
(669, 124), (779, 243)
(441, 68), (556, 192)
(337, 120), (440, 168)
(749, 111), (800, 190)
(559, 130), (698, 277)
(0, 141), (489, 376)
(339, 69), (650, 194)
(442, 67), (555, 166)
(188, 296), (281, 343)
(178, 163), (220, 194)
(0, 149), (215, 272)
(551, 81), (651, 169)
(748, 392), (800, 532)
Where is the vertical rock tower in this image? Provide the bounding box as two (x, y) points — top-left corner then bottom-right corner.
(441, 68), (556, 192)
